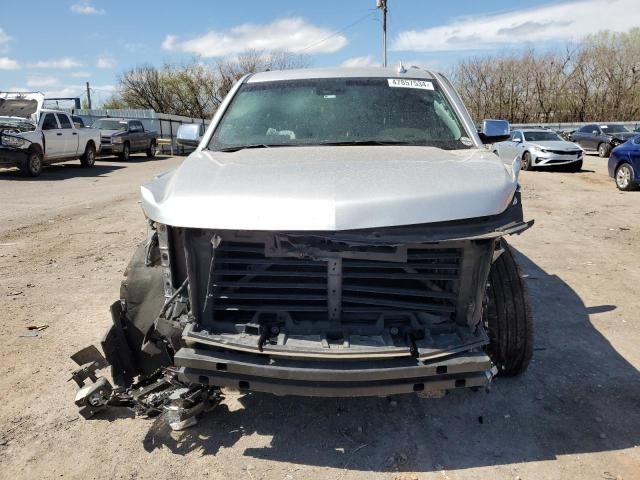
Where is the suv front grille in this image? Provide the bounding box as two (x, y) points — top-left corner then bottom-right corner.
(208, 240), (462, 325)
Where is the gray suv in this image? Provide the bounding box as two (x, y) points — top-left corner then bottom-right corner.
(71, 67), (533, 429)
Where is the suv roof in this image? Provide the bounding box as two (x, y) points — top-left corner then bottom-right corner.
(248, 66), (436, 83)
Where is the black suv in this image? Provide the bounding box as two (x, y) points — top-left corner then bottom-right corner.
(572, 123), (636, 157)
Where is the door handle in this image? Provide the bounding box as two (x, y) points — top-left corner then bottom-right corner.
(72, 132), (78, 135)
(56, 132), (63, 136)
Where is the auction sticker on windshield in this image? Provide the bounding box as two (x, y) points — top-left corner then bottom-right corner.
(387, 79), (434, 90)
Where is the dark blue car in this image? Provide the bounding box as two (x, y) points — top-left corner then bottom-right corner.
(608, 135), (640, 191)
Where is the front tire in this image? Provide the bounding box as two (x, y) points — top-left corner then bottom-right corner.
(567, 159), (583, 172)
(483, 240), (533, 376)
(20, 148), (43, 177)
(80, 143), (96, 168)
(146, 140), (157, 158)
(598, 143), (611, 158)
(119, 142), (130, 161)
(615, 163), (637, 191)
(521, 152), (532, 171)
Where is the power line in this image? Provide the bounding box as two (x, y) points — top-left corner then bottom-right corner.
(299, 10), (377, 53)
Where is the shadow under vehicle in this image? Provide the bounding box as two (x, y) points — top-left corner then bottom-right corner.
(70, 67), (534, 431)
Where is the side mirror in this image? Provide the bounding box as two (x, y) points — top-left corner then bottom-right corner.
(592, 130), (599, 135)
(479, 119), (510, 143)
(513, 137), (521, 143)
(177, 123), (203, 147)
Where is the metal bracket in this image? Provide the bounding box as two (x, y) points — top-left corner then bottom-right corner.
(157, 223), (173, 299)
(327, 258), (342, 322)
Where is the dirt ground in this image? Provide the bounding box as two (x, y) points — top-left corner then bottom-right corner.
(0, 153), (639, 480)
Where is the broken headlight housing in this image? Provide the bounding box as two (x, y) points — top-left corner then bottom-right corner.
(1, 134), (28, 148)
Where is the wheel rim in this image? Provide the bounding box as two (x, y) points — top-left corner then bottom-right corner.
(599, 145), (606, 156)
(30, 153), (41, 172)
(617, 166), (631, 188)
(124, 145), (129, 158)
(521, 153), (530, 169)
(87, 149), (95, 165)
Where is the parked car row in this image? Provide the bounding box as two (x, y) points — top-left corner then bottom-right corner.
(0, 91), (161, 176)
(492, 122), (640, 191)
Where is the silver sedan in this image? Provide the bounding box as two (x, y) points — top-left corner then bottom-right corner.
(493, 129), (584, 171)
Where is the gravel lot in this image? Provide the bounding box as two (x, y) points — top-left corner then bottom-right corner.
(0, 153), (638, 480)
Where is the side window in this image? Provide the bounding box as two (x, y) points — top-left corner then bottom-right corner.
(590, 125), (600, 134)
(41, 114), (59, 130)
(130, 121), (143, 132)
(57, 113), (72, 129)
(511, 131), (522, 142)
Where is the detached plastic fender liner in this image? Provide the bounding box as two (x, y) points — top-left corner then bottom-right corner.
(102, 301), (138, 387)
(102, 241), (174, 387)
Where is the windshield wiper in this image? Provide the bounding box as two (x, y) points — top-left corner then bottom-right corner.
(317, 140), (415, 147)
(217, 143), (293, 152)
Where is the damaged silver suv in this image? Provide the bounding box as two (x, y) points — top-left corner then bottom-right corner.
(71, 67), (533, 428)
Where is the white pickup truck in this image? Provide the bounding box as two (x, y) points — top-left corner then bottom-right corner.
(0, 92), (101, 177)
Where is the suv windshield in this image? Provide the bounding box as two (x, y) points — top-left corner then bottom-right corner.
(601, 125), (630, 133)
(523, 131), (562, 141)
(93, 119), (128, 131)
(209, 77), (472, 151)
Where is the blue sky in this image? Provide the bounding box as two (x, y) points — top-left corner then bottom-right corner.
(1, 0), (638, 106)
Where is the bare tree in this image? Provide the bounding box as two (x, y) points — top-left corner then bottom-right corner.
(104, 50), (309, 117)
(452, 28), (640, 123)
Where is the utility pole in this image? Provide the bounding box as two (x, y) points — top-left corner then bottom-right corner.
(377, 0), (388, 67)
(85, 81), (92, 109)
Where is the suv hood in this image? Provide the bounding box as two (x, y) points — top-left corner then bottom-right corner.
(0, 92), (44, 120)
(141, 146), (519, 231)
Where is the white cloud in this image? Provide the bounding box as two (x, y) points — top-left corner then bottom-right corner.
(162, 17), (347, 57)
(26, 77), (59, 88)
(31, 57), (83, 69)
(392, 0), (640, 52)
(340, 55), (379, 68)
(70, 71), (91, 78)
(70, 1), (105, 15)
(0, 56), (19, 70)
(96, 55), (116, 69)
